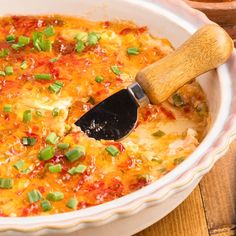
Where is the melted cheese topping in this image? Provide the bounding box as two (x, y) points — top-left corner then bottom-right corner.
(0, 16), (208, 216)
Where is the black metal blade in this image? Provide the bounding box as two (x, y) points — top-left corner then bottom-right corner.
(75, 89), (138, 140)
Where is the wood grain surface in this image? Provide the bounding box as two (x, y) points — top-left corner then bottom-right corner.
(135, 140), (236, 236)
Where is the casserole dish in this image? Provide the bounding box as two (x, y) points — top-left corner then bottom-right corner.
(0, 0), (235, 235)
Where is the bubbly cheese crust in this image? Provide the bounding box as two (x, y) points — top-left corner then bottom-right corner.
(0, 16), (208, 216)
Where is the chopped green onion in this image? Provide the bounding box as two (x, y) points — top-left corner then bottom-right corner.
(46, 192), (64, 201)
(87, 32), (101, 46)
(66, 198), (78, 209)
(46, 132), (59, 145)
(5, 66), (13, 75)
(174, 156), (185, 165)
(87, 96), (95, 105)
(41, 200), (52, 211)
(57, 143), (70, 150)
(52, 107), (60, 117)
(75, 40), (85, 53)
(48, 81), (63, 94)
(35, 73), (52, 80)
(75, 32), (87, 42)
(0, 71), (6, 77)
(111, 65), (122, 75)
(21, 166), (33, 174)
(21, 61), (28, 70)
(152, 130), (165, 138)
(35, 110), (43, 118)
(44, 25), (55, 37)
(23, 110), (32, 122)
(13, 160), (25, 170)
(12, 36), (29, 50)
(49, 57), (59, 63)
(12, 43), (22, 50)
(41, 39), (52, 51)
(105, 145), (120, 157)
(6, 35), (16, 43)
(0, 48), (9, 58)
(127, 47), (140, 55)
(172, 93), (185, 107)
(0, 178), (13, 189)
(65, 146), (85, 162)
(18, 36), (30, 46)
(68, 164), (87, 175)
(38, 146), (55, 161)
(151, 157), (163, 164)
(95, 75), (104, 83)
(28, 189), (42, 203)
(48, 164), (62, 173)
(195, 103), (208, 116)
(32, 31), (52, 52)
(22, 137), (37, 146)
(3, 104), (12, 113)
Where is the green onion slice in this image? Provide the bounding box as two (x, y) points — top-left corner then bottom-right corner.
(111, 65), (122, 75)
(68, 164), (87, 175)
(127, 47), (140, 55)
(3, 104), (12, 113)
(46, 132), (59, 145)
(172, 93), (185, 107)
(5, 66), (13, 75)
(66, 198), (78, 209)
(23, 110), (32, 122)
(22, 137), (37, 146)
(48, 81), (63, 94)
(152, 130), (166, 138)
(21, 61), (28, 70)
(49, 57), (59, 63)
(95, 75), (104, 83)
(35, 73), (52, 80)
(28, 189), (42, 203)
(44, 25), (55, 37)
(75, 40), (85, 53)
(57, 143), (70, 150)
(105, 145), (120, 157)
(0, 178), (13, 189)
(0, 48), (9, 58)
(38, 146), (55, 161)
(87, 32), (101, 46)
(18, 36), (30, 46)
(65, 146), (85, 162)
(52, 107), (60, 117)
(13, 160), (25, 170)
(48, 164), (62, 173)
(41, 200), (52, 211)
(6, 35), (16, 43)
(46, 192), (64, 201)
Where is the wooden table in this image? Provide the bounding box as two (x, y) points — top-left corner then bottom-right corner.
(136, 140), (236, 236)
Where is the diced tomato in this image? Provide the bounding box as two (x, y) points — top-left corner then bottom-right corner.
(38, 186), (45, 193)
(118, 156), (135, 170)
(159, 106), (176, 120)
(119, 26), (147, 35)
(103, 21), (110, 28)
(129, 177), (148, 191)
(21, 203), (39, 216)
(0, 212), (8, 217)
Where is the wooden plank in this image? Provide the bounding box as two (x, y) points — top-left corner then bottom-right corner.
(199, 140), (236, 233)
(136, 186), (209, 236)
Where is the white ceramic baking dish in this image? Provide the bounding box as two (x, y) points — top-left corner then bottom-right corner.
(0, 0), (235, 235)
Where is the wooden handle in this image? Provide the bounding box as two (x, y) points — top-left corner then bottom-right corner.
(135, 24), (233, 104)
